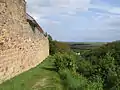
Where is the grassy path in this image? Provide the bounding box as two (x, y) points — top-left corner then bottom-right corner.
(0, 57), (63, 90)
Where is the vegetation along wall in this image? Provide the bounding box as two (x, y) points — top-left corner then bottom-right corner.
(0, 0), (49, 83)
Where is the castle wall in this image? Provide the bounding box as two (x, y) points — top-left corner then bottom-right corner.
(0, 0), (49, 83)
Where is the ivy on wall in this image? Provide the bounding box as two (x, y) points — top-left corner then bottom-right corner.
(27, 19), (36, 33)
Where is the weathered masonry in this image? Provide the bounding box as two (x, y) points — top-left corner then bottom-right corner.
(0, 0), (49, 83)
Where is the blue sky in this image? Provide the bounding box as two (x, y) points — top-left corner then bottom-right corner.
(26, 0), (120, 42)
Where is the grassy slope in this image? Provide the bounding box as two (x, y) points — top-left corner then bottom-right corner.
(0, 57), (63, 90)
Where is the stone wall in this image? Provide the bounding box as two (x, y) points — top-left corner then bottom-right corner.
(0, 0), (49, 83)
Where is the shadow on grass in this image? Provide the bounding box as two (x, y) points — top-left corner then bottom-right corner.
(41, 67), (57, 72)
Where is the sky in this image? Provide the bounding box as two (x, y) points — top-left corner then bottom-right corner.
(26, 0), (120, 42)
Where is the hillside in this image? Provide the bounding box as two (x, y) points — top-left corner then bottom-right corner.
(1, 41), (120, 90)
(66, 42), (106, 52)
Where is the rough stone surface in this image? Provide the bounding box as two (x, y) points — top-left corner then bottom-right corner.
(0, 0), (49, 83)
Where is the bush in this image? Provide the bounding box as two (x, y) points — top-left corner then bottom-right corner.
(50, 41), (120, 90)
(76, 57), (93, 77)
(59, 69), (103, 90)
(59, 69), (87, 90)
(54, 52), (77, 72)
(55, 41), (70, 53)
(78, 41), (120, 90)
(48, 34), (70, 55)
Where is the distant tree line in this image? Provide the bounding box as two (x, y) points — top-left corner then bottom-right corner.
(48, 34), (70, 55)
(47, 34), (120, 90)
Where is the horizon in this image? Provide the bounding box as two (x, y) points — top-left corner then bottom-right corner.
(26, 0), (120, 42)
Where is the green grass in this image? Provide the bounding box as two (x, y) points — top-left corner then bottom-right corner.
(0, 57), (63, 90)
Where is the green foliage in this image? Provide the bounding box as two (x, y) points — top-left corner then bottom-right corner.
(44, 32), (48, 37)
(50, 41), (120, 90)
(55, 42), (70, 53)
(48, 34), (57, 55)
(48, 34), (70, 55)
(27, 19), (36, 33)
(1, 35), (120, 90)
(48, 34), (53, 41)
(59, 69), (88, 90)
(59, 69), (103, 90)
(77, 41), (120, 90)
(49, 41), (57, 55)
(44, 41), (120, 90)
(52, 51), (104, 90)
(76, 57), (93, 77)
(54, 52), (77, 72)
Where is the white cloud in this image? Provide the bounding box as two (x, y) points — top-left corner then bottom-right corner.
(26, 0), (120, 42)
(50, 0), (91, 9)
(26, 0), (91, 20)
(108, 7), (120, 14)
(89, 1), (120, 14)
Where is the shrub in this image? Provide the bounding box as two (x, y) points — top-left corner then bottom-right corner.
(78, 41), (120, 89)
(48, 34), (70, 55)
(50, 41), (120, 90)
(59, 69), (103, 90)
(76, 58), (93, 77)
(54, 52), (77, 72)
(55, 41), (70, 53)
(59, 69), (88, 90)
